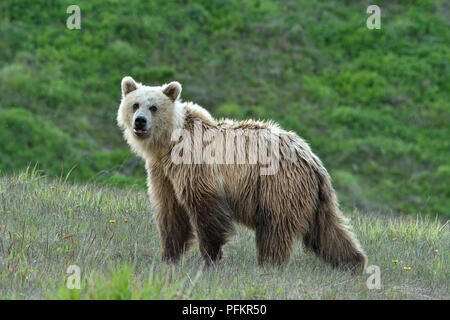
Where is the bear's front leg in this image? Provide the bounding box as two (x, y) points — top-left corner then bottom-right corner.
(148, 165), (194, 263)
(185, 192), (234, 267)
(155, 204), (194, 263)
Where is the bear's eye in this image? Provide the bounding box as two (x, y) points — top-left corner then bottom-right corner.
(149, 105), (158, 113)
(132, 103), (139, 112)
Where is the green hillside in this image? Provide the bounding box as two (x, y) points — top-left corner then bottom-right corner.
(0, 0), (449, 217)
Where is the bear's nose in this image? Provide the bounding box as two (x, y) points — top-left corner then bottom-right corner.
(134, 116), (147, 128)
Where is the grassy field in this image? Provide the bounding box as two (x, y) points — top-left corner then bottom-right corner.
(0, 169), (448, 300)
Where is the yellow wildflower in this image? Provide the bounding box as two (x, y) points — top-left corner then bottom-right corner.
(392, 260), (399, 264)
(403, 266), (412, 270)
(392, 237), (397, 241)
(109, 219), (116, 224)
(124, 218), (128, 223)
(50, 186), (56, 189)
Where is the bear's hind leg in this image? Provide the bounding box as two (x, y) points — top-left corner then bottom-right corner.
(255, 211), (296, 266)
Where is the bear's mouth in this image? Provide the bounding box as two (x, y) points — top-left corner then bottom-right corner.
(133, 128), (149, 137)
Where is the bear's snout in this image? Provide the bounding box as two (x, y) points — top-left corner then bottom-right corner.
(133, 116), (149, 137)
(134, 116), (147, 128)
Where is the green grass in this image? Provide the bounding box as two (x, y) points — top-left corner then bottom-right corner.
(1, 170), (448, 299)
(0, 0), (449, 217)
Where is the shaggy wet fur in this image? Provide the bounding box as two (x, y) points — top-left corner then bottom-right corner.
(117, 77), (367, 273)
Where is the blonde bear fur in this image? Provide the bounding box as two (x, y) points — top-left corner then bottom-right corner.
(117, 76), (367, 273)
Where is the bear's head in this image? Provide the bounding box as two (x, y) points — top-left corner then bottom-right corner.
(117, 76), (185, 155)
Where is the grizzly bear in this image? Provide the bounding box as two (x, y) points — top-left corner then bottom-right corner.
(117, 76), (367, 273)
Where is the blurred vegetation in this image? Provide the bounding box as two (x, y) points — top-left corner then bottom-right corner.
(0, 0), (448, 217)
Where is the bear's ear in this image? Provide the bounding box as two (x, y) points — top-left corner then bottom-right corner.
(162, 81), (182, 102)
(121, 76), (138, 97)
